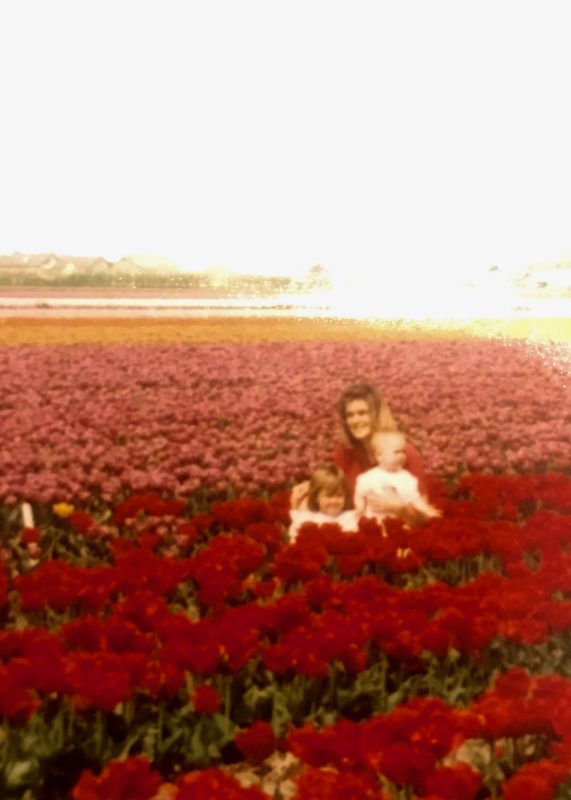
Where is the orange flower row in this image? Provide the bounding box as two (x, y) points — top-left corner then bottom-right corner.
(0, 315), (569, 345)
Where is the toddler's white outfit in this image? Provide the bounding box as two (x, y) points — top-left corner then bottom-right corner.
(354, 466), (437, 523)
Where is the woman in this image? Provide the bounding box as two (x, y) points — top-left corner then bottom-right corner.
(333, 382), (427, 498)
(291, 382), (428, 517)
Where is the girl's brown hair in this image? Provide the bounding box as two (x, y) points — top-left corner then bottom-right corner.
(307, 464), (351, 512)
(336, 382), (397, 446)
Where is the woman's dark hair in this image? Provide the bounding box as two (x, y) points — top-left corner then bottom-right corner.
(336, 382), (397, 445)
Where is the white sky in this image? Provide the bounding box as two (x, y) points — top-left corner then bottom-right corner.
(0, 1), (570, 284)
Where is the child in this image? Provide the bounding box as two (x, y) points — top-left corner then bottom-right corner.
(354, 430), (441, 529)
(288, 464), (358, 542)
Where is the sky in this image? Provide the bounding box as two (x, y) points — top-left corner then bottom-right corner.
(1, 1), (570, 289)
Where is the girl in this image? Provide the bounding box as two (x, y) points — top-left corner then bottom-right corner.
(288, 464), (358, 542)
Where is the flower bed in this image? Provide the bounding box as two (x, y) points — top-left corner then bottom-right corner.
(1, 320), (570, 797)
(2, 316), (571, 345)
(1, 473), (571, 798)
(0, 338), (569, 506)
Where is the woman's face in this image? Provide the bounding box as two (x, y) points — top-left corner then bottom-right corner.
(345, 399), (373, 440)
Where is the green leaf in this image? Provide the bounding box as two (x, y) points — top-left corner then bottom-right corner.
(4, 760), (40, 790)
(271, 690), (293, 730)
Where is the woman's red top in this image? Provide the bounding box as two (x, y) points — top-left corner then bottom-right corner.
(333, 439), (428, 499)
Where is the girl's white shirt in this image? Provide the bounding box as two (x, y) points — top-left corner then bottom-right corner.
(288, 509), (358, 542)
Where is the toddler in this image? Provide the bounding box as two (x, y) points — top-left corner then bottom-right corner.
(354, 430), (441, 528)
(288, 464), (358, 542)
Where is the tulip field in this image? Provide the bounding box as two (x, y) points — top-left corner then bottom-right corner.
(1, 316), (571, 799)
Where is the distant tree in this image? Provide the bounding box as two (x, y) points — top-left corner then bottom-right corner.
(306, 264), (332, 290)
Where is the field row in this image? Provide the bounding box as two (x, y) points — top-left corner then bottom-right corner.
(1, 473), (571, 798)
(1, 339), (569, 504)
(1, 315), (571, 344)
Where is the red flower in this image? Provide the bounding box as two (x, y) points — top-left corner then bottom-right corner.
(0, 664), (42, 723)
(419, 623), (458, 658)
(139, 532), (162, 550)
(114, 547), (188, 596)
(294, 766), (386, 800)
(235, 721), (277, 763)
(501, 759), (569, 800)
(176, 521), (199, 547)
(9, 641), (71, 696)
(500, 618), (549, 645)
(273, 542), (329, 584)
(66, 652), (135, 711)
(493, 667), (532, 699)
(260, 643), (298, 675)
(323, 719), (363, 770)
(266, 593), (311, 635)
(370, 743), (435, 793)
(192, 685), (222, 714)
(112, 590), (171, 633)
(14, 560), (111, 613)
(304, 575), (335, 609)
(108, 538), (138, 559)
(72, 756), (162, 800)
(196, 567), (243, 607)
(102, 619), (155, 654)
(424, 763), (484, 799)
(175, 768), (268, 799)
(287, 723), (334, 767)
(21, 526), (41, 544)
(244, 522), (285, 552)
(248, 577), (280, 598)
(472, 696), (530, 740)
(112, 492), (186, 526)
(69, 511), (96, 535)
(188, 513), (215, 534)
(211, 498), (276, 530)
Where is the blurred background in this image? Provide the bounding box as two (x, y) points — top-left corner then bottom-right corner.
(1, 1), (569, 319)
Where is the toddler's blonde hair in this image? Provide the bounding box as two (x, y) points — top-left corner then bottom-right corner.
(371, 429), (406, 457)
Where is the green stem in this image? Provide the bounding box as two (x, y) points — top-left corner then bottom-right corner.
(223, 676), (232, 719)
(156, 702), (164, 757)
(327, 665), (337, 709)
(488, 739), (498, 799)
(0, 719), (9, 770)
(122, 698), (135, 729)
(505, 736), (515, 772)
(379, 653), (388, 713)
(52, 706), (64, 752)
(94, 710), (105, 762)
(66, 702), (76, 741)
